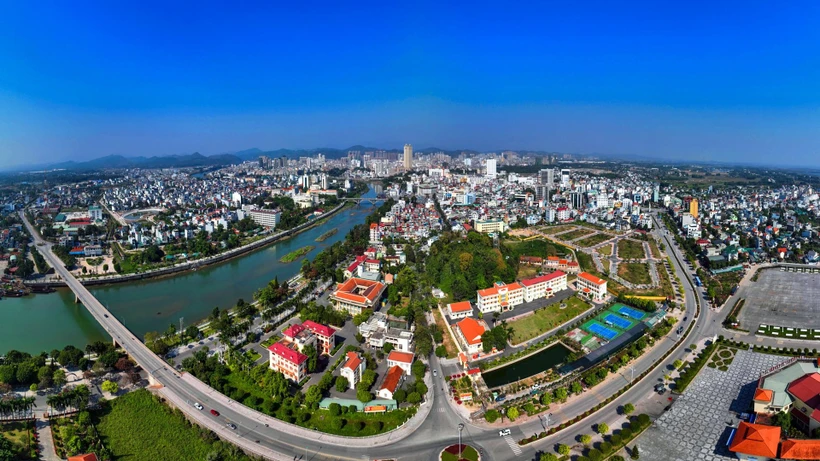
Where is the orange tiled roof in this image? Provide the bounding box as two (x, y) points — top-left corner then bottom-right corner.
(387, 350), (414, 364)
(68, 454), (99, 461)
(380, 365), (403, 393)
(343, 351), (362, 371)
(448, 301), (473, 313)
(457, 318), (486, 345)
(728, 422), (780, 458)
(578, 272), (606, 286)
(333, 278), (385, 306)
(753, 388), (773, 403)
(780, 439), (820, 460)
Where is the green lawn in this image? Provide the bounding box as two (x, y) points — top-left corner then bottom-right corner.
(279, 245), (315, 263)
(618, 239), (646, 259)
(508, 297), (592, 345)
(0, 421), (37, 460)
(96, 390), (218, 461)
(557, 228), (595, 241)
(648, 240), (662, 258)
(598, 244), (613, 256)
(541, 225), (574, 235)
(517, 265), (540, 279)
(575, 233), (612, 248)
(618, 263), (652, 285)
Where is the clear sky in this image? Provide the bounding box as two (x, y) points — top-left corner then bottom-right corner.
(1, 1), (819, 168)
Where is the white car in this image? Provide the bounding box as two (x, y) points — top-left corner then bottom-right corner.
(433, 370), (437, 377)
(499, 429), (511, 437)
(194, 402), (204, 410)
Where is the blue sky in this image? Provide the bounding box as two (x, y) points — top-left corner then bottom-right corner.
(1, 1), (819, 167)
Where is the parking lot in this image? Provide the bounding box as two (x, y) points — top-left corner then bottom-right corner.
(738, 270), (820, 330)
(635, 349), (784, 461)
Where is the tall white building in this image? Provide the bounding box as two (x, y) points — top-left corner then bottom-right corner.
(486, 159), (497, 178)
(561, 169), (570, 186)
(403, 144), (413, 170)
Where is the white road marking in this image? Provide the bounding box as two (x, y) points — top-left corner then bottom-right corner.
(504, 435), (522, 455)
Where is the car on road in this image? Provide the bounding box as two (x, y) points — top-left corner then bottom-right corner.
(210, 409), (220, 416)
(654, 384), (666, 394)
(194, 402), (203, 410)
(103, 314), (109, 318)
(227, 423), (237, 430)
(433, 369), (437, 377)
(499, 429), (511, 437)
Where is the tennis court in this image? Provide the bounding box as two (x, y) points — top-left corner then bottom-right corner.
(603, 313), (633, 330)
(584, 321), (619, 341)
(615, 304), (646, 320)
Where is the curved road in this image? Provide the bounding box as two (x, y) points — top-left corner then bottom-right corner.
(24, 209), (806, 461)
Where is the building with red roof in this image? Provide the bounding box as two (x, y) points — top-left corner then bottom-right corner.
(476, 282), (524, 313)
(344, 255), (367, 279)
(267, 342), (308, 382)
(377, 365), (405, 400)
(302, 320), (336, 355)
(454, 317), (487, 355)
(780, 439), (820, 460)
(340, 351), (364, 390)
(68, 455), (99, 461)
(753, 359), (820, 434)
(386, 350), (414, 375)
(728, 421), (780, 460)
(447, 301), (473, 320)
(330, 277), (386, 315)
(576, 272), (609, 302)
(520, 270), (567, 302)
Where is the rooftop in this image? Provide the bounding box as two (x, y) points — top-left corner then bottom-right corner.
(456, 317), (486, 345)
(268, 342), (308, 365)
(379, 365), (403, 393)
(780, 439), (820, 460)
(448, 301), (472, 313)
(519, 270), (566, 287)
(387, 350), (414, 364)
(759, 360), (820, 409)
(728, 421), (780, 458)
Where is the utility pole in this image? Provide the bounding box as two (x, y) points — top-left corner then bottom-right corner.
(458, 423), (464, 458)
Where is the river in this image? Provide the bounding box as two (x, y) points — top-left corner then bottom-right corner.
(0, 189), (378, 353)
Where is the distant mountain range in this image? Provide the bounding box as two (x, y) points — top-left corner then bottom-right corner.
(26, 145), (485, 171)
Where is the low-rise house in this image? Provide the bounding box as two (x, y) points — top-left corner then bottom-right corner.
(454, 317), (486, 355)
(447, 301), (473, 320)
(377, 365), (405, 400)
(268, 342), (308, 383)
(386, 350), (414, 376)
(576, 272), (608, 302)
(340, 351), (364, 390)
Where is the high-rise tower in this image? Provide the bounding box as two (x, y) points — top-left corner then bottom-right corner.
(403, 144), (413, 170)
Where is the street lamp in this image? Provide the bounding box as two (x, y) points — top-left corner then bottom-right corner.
(546, 412), (553, 430)
(458, 423), (464, 458)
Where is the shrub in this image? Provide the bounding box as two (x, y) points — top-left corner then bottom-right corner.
(610, 434), (622, 446)
(558, 444), (570, 455)
(637, 414), (650, 428)
(331, 418), (345, 430)
(328, 403), (341, 416)
(588, 449), (602, 461)
(621, 427), (633, 439)
(485, 409), (500, 423)
(612, 456), (625, 461)
(600, 441), (612, 454)
(631, 444), (640, 459)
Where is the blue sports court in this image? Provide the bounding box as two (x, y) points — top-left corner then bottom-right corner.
(603, 313), (632, 330)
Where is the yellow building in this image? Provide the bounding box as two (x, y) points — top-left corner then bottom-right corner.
(690, 198), (698, 217)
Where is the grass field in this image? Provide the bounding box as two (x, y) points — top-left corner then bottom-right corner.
(508, 297), (592, 345)
(517, 265), (540, 279)
(504, 239), (572, 259)
(557, 228), (595, 241)
(540, 225), (574, 235)
(433, 308), (459, 358)
(575, 233), (612, 248)
(0, 421), (36, 460)
(617, 239), (646, 259)
(597, 244), (613, 256)
(648, 240), (661, 259)
(618, 263), (652, 285)
(96, 390), (218, 461)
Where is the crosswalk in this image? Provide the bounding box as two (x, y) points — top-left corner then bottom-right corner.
(503, 435), (522, 456)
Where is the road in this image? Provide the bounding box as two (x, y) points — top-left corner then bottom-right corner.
(23, 208), (801, 461)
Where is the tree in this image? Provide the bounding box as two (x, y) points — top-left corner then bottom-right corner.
(303, 344), (319, 373)
(554, 387), (568, 402)
(597, 422), (609, 435)
(580, 434), (592, 446)
(571, 381), (583, 394)
(540, 454), (558, 461)
(101, 380), (119, 394)
(29, 383), (38, 393)
(53, 369), (66, 387)
(335, 376), (349, 392)
(673, 359), (683, 370)
(411, 360), (426, 381)
(356, 389), (372, 403)
(435, 345), (447, 357)
(506, 407), (519, 421)
(328, 402), (341, 416)
(407, 392), (421, 404)
(623, 403), (635, 415)
(540, 392), (552, 406)
(383, 343), (394, 354)
(558, 444), (571, 455)
(305, 385), (323, 408)
(630, 445), (639, 460)
(393, 389), (407, 404)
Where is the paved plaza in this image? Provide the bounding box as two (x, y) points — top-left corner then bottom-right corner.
(636, 349), (784, 461)
(738, 270), (820, 330)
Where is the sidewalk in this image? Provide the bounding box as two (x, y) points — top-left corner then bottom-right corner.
(36, 418), (61, 461)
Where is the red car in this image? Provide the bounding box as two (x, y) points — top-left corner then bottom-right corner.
(210, 409), (220, 417)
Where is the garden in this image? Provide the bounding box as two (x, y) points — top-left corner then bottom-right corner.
(708, 346), (737, 371)
(0, 421), (38, 460)
(574, 233), (612, 248)
(617, 263), (652, 285)
(558, 228), (596, 241)
(507, 297), (593, 345)
(441, 444), (480, 461)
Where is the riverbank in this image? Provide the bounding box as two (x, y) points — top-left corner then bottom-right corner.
(315, 228), (338, 242)
(25, 202), (350, 289)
